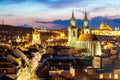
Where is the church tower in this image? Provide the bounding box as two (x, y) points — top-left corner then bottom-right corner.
(68, 11), (78, 47)
(70, 11), (76, 27)
(83, 11), (89, 28)
(82, 11), (91, 34)
(32, 27), (41, 45)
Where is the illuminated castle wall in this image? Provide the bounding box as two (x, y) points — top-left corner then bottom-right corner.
(92, 22), (120, 36)
(68, 11), (102, 56)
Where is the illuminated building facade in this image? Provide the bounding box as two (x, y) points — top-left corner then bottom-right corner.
(0, 25), (32, 45)
(92, 54), (120, 80)
(68, 11), (102, 56)
(32, 28), (41, 45)
(92, 22), (120, 36)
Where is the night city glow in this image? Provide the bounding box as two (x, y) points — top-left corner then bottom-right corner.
(0, 0), (120, 29)
(1, 0), (120, 80)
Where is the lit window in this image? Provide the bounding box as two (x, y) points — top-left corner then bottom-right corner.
(114, 74), (118, 79)
(3, 69), (7, 73)
(99, 74), (103, 79)
(109, 74), (111, 78)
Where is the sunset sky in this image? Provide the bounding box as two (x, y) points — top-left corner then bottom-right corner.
(0, 0), (120, 28)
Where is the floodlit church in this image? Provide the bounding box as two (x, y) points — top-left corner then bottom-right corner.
(68, 11), (102, 56)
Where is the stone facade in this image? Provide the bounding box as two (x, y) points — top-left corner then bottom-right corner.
(68, 11), (102, 56)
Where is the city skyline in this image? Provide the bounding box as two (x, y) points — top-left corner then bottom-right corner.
(0, 0), (120, 29)
(1, 1), (120, 80)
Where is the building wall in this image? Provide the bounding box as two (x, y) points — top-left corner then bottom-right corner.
(69, 40), (101, 56)
(0, 60), (16, 79)
(32, 28), (41, 45)
(93, 56), (115, 69)
(92, 30), (120, 36)
(93, 56), (101, 68)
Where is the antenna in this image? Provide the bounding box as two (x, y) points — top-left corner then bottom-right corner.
(1, 19), (4, 25)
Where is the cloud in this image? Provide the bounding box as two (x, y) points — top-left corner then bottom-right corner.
(35, 19), (69, 26)
(90, 6), (108, 12)
(35, 19), (70, 29)
(105, 3), (120, 10)
(75, 9), (91, 16)
(75, 10), (84, 13)
(35, 19), (84, 29)
(107, 14), (120, 19)
(34, 16), (120, 29)
(18, 24), (33, 28)
(0, 14), (15, 17)
(33, 0), (83, 8)
(0, 0), (26, 4)
(38, 22), (64, 29)
(34, 0), (79, 4)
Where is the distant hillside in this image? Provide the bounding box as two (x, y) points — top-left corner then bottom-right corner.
(36, 17), (120, 29)
(0, 24), (33, 44)
(0, 24), (33, 29)
(2, 17), (120, 30)
(0, 24), (33, 35)
(90, 17), (120, 29)
(18, 24), (33, 28)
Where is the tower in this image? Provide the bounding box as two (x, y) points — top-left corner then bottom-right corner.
(82, 11), (91, 34)
(68, 11), (78, 47)
(70, 11), (76, 27)
(32, 27), (41, 45)
(83, 11), (89, 28)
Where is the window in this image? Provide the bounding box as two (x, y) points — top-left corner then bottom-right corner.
(3, 69), (7, 73)
(73, 31), (75, 36)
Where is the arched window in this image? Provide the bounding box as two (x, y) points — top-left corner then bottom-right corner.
(73, 31), (75, 36)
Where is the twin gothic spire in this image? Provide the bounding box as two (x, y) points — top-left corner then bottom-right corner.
(70, 10), (89, 28)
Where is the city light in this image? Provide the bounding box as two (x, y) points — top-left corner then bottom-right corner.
(0, 0), (120, 80)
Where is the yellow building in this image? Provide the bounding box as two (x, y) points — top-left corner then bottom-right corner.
(32, 28), (41, 45)
(92, 22), (120, 36)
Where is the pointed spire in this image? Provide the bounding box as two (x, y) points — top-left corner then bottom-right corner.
(70, 10), (76, 27)
(71, 10), (75, 20)
(84, 11), (88, 21)
(72, 10), (74, 18)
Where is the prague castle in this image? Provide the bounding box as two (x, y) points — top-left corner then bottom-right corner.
(92, 22), (120, 36)
(99, 22), (112, 30)
(68, 11), (102, 56)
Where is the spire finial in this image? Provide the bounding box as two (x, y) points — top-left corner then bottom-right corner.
(70, 10), (76, 27)
(84, 10), (88, 21)
(71, 10), (75, 20)
(72, 10), (74, 18)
